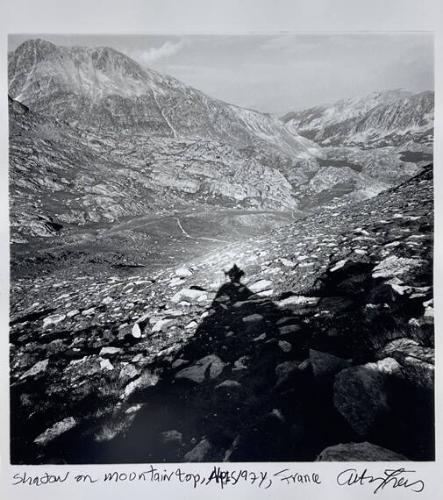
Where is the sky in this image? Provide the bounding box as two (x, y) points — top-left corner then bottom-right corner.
(9, 33), (434, 115)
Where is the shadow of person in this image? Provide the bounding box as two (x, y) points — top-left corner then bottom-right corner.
(61, 261), (433, 464)
(85, 264), (318, 463)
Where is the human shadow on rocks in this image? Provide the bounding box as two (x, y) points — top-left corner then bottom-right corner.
(81, 265), (357, 463)
(22, 259), (433, 463)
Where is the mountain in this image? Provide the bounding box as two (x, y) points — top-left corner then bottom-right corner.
(8, 39), (318, 160)
(8, 40), (434, 244)
(282, 89), (434, 148)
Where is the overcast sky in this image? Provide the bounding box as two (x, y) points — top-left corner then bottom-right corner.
(9, 33), (433, 115)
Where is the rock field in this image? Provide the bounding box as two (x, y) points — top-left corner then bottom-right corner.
(10, 165), (434, 463)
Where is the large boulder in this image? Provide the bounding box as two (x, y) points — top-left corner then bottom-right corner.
(333, 358), (401, 436)
(316, 441), (408, 461)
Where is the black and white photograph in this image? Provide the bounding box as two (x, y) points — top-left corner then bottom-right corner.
(8, 31), (435, 465)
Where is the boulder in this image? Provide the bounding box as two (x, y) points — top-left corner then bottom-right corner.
(160, 430), (183, 447)
(171, 288), (208, 304)
(215, 380), (242, 400)
(34, 417), (77, 446)
(175, 266), (193, 278)
(333, 359), (401, 436)
(151, 318), (174, 333)
(379, 339), (434, 389)
(184, 438), (212, 462)
(99, 346), (121, 357)
(278, 323), (301, 336)
(99, 358), (114, 371)
(372, 255), (424, 279)
(119, 363), (140, 382)
(276, 295), (319, 308)
(242, 313), (263, 324)
(249, 279), (273, 294)
(316, 441), (408, 461)
(278, 340), (292, 353)
(280, 258), (295, 268)
(309, 349), (351, 380)
(175, 355), (225, 383)
(42, 313), (66, 328)
(131, 323), (142, 338)
(275, 360), (300, 386)
(21, 359), (49, 379)
(122, 370), (159, 399)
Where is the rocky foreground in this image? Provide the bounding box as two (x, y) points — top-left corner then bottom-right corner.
(10, 166), (434, 464)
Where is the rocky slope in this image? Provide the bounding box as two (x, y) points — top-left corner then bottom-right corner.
(10, 166), (434, 463)
(9, 95), (301, 243)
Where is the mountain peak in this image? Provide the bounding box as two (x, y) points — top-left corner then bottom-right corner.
(8, 39), (320, 160)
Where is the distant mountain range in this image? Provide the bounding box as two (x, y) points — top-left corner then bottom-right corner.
(282, 89), (434, 147)
(8, 39), (434, 242)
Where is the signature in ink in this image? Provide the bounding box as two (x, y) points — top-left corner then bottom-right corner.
(337, 467), (424, 494)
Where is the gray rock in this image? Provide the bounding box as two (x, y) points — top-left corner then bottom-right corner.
(233, 356), (249, 371)
(42, 313), (66, 328)
(275, 360), (300, 385)
(99, 358), (114, 371)
(171, 288), (208, 304)
(278, 340), (292, 353)
(372, 255), (424, 279)
(131, 323), (142, 338)
(242, 313), (263, 324)
(249, 279), (273, 293)
(122, 370), (159, 399)
(151, 318), (174, 333)
(309, 349), (351, 379)
(99, 346), (121, 357)
(119, 363), (140, 382)
(184, 438), (212, 462)
(161, 430), (183, 447)
(34, 417), (77, 446)
(278, 324), (301, 336)
(175, 355), (225, 383)
(280, 258), (295, 268)
(21, 359), (49, 379)
(175, 266), (193, 278)
(379, 339), (434, 388)
(316, 441), (408, 461)
(334, 361), (397, 436)
(276, 295), (320, 308)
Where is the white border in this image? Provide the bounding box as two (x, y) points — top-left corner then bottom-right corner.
(1, 1), (442, 499)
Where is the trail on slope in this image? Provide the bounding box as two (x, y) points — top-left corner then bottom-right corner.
(175, 217), (230, 243)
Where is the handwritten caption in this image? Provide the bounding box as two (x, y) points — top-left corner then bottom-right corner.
(12, 466), (424, 494)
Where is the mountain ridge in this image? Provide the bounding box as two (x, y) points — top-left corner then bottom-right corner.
(282, 89), (434, 147)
